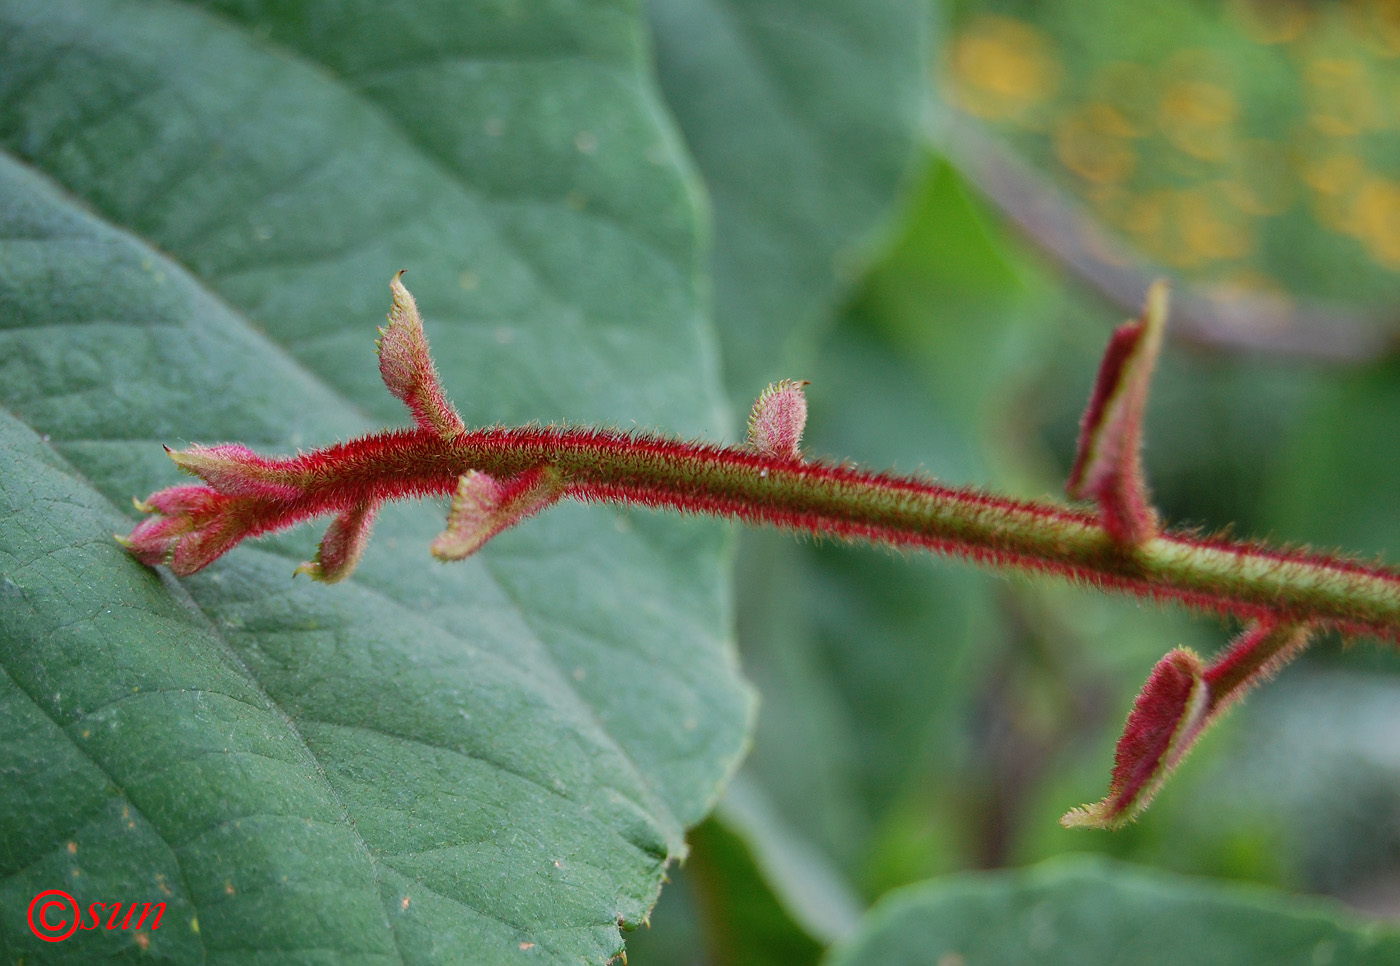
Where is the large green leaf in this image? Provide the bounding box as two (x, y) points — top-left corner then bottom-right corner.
(648, 0), (932, 397)
(826, 856), (1400, 966)
(0, 0), (754, 961)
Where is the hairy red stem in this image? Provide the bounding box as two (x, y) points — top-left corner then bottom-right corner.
(150, 424), (1400, 641)
(121, 275), (1400, 827)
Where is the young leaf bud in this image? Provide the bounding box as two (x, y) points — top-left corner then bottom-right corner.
(1067, 281), (1169, 547)
(167, 443), (304, 501)
(1064, 620), (1313, 829)
(747, 379), (809, 461)
(295, 501), (379, 583)
(379, 272), (467, 441)
(1061, 647), (1209, 829)
(118, 485), (262, 576)
(431, 466), (564, 560)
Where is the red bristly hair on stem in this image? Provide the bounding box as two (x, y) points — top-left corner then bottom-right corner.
(122, 276), (1400, 825)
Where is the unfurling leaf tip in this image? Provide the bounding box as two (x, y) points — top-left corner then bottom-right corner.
(1059, 802), (1115, 831)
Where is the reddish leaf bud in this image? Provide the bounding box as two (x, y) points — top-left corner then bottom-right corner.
(1064, 620), (1314, 828)
(431, 466), (564, 560)
(1062, 647), (1209, 829)
(167, 443), (304, 501)
(379, 272), (466, 441)
(747, 379), (808, 461)
(295, 501), (379, 583)
(118, 485), (262, 576)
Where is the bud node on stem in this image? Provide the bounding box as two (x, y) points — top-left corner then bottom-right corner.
(747, 379), (809, 461)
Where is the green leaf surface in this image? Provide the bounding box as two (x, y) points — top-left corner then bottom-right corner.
(0, 1), (753, 961)
(648, 0), (932, 398)
(825, 856), (1400, 966)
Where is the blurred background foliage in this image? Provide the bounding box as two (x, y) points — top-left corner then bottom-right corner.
(631, 0), (1400, 962)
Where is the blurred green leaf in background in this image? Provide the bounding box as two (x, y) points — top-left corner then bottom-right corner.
(6, 0), (1400, 964)
(636, 0), (1400, 963)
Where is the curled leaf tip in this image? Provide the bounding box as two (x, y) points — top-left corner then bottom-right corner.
(747, 379), (809, 461)
(1068, 280), (1170, 547)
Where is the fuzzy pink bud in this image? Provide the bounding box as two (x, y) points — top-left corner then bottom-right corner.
(378, 271), (466, 441)
(117, 485), (263, 576)
(167, 444), (304, 501)
(431, 466), (564, 560)
(747, 379), (808, 461)
(294, 501), (379, 583)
